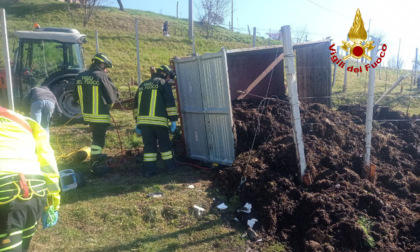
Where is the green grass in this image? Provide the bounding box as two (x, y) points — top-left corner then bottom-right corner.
(31, 157), (250, 251)
(331, 59), (418, 115)
(356, 216), (376, 248)
(0, 0), (275, 102)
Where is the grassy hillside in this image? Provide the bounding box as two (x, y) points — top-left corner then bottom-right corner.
(0, 0), (276, 100)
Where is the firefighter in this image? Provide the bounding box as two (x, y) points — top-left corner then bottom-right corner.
(134, 65), (178, 177)
(73, 53), (119, 174)
(0, 106), (60, 252)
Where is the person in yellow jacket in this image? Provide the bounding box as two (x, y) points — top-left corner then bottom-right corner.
(0, 106), (60, 252)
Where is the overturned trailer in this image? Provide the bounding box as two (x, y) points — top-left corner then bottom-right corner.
(174, 40), (331, 165)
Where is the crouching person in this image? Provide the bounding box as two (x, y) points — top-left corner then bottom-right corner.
(0, 106), (60, 252)
(23, 86), (62, 138)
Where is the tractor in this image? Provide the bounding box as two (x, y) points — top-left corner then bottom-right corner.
(11, 26), (86, 122)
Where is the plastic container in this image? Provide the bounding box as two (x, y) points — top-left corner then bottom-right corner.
(59, 169), (78, 192)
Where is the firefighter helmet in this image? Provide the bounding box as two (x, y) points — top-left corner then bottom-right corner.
(156, 65), (175, 79)
(92, 53), (112, 68)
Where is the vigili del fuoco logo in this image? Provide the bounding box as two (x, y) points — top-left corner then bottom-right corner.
(329, 8), (387, 74)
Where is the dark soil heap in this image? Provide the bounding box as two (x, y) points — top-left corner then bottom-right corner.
(217, 99), (420, 252)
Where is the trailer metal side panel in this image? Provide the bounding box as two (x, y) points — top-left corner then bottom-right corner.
(175, 50), (235, 165)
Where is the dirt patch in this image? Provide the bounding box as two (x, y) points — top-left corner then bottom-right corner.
(216, 100), (420, 252)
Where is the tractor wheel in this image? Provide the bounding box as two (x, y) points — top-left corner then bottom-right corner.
(51, 79), (83, 125)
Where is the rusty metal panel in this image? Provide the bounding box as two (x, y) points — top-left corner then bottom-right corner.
(295, 41), (332, 107)
(174, 50), (235, 165)
(227, 47), (285, 100)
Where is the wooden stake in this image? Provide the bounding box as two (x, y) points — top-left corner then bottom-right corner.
(237, 53), (284, 100)
(332, 47), (339, 87)
(375, 75), (406, 105)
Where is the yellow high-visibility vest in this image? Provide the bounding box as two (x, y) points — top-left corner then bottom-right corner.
(0, 108), (60, 209)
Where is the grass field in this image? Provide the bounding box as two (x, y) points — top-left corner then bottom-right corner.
(330, 60), (419, 115)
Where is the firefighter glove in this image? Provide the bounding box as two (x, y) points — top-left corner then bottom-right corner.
(135, 127), (141, 135)
(171, 121), (176, 133)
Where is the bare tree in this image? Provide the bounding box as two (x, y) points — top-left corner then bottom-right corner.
(266, 27), (310, 44)
(197, 0), (230, 38)
(266, 30), (282, 41)
(116, 0), (124, 11)
(293, 27), (309, 43)
(414, 58), (420, 72)
(387, 56), (396, 68)
(387, 55), (404, 70)
(67, 0), (107, 27)
(370, 32), (386, 79)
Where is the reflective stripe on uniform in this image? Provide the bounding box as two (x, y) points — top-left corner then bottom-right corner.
(166, 107), (178, 116)
(22, 222), (37, 239)
(0, 175), (47, 203)
(78, 85), (84, 112)
(0, 241), (22, 252)
(137, 116), (168, 127)
(137, 91), (142, 118)
(92, 85), (99, 115)
(91, 145), (102, 155)
(0, 230), (22, 252)
(149, 90), (157, 117)
(143, 153), (157, 162)
(82, 113), (111, 124)
(161, 151), (173, 160)
(0, 230), (21, 238)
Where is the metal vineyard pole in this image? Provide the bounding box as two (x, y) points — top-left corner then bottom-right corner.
(252, 27), (256, 47)
(189, 0), (193, 40)
(375, 75), (406, 105)
(231, 0), (233, 31)
(281, 25), (306, 179)
(364, 37), (379, 169)
(1, 9), (14, 110)
(95, 30), (99, 53)
(415, 48), (418, 89)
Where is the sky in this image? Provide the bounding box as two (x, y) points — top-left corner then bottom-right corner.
(107, 0), (420, 70)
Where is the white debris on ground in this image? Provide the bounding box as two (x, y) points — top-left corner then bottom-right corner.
(217, 203), (228, 210)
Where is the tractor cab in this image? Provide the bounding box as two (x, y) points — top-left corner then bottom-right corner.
(13, 26), (86, 121)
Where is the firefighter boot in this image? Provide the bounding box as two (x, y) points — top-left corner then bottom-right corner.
(90, 154), (110, 176)
(164, 158), (177, 174)
(143, 161), (157, 178)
